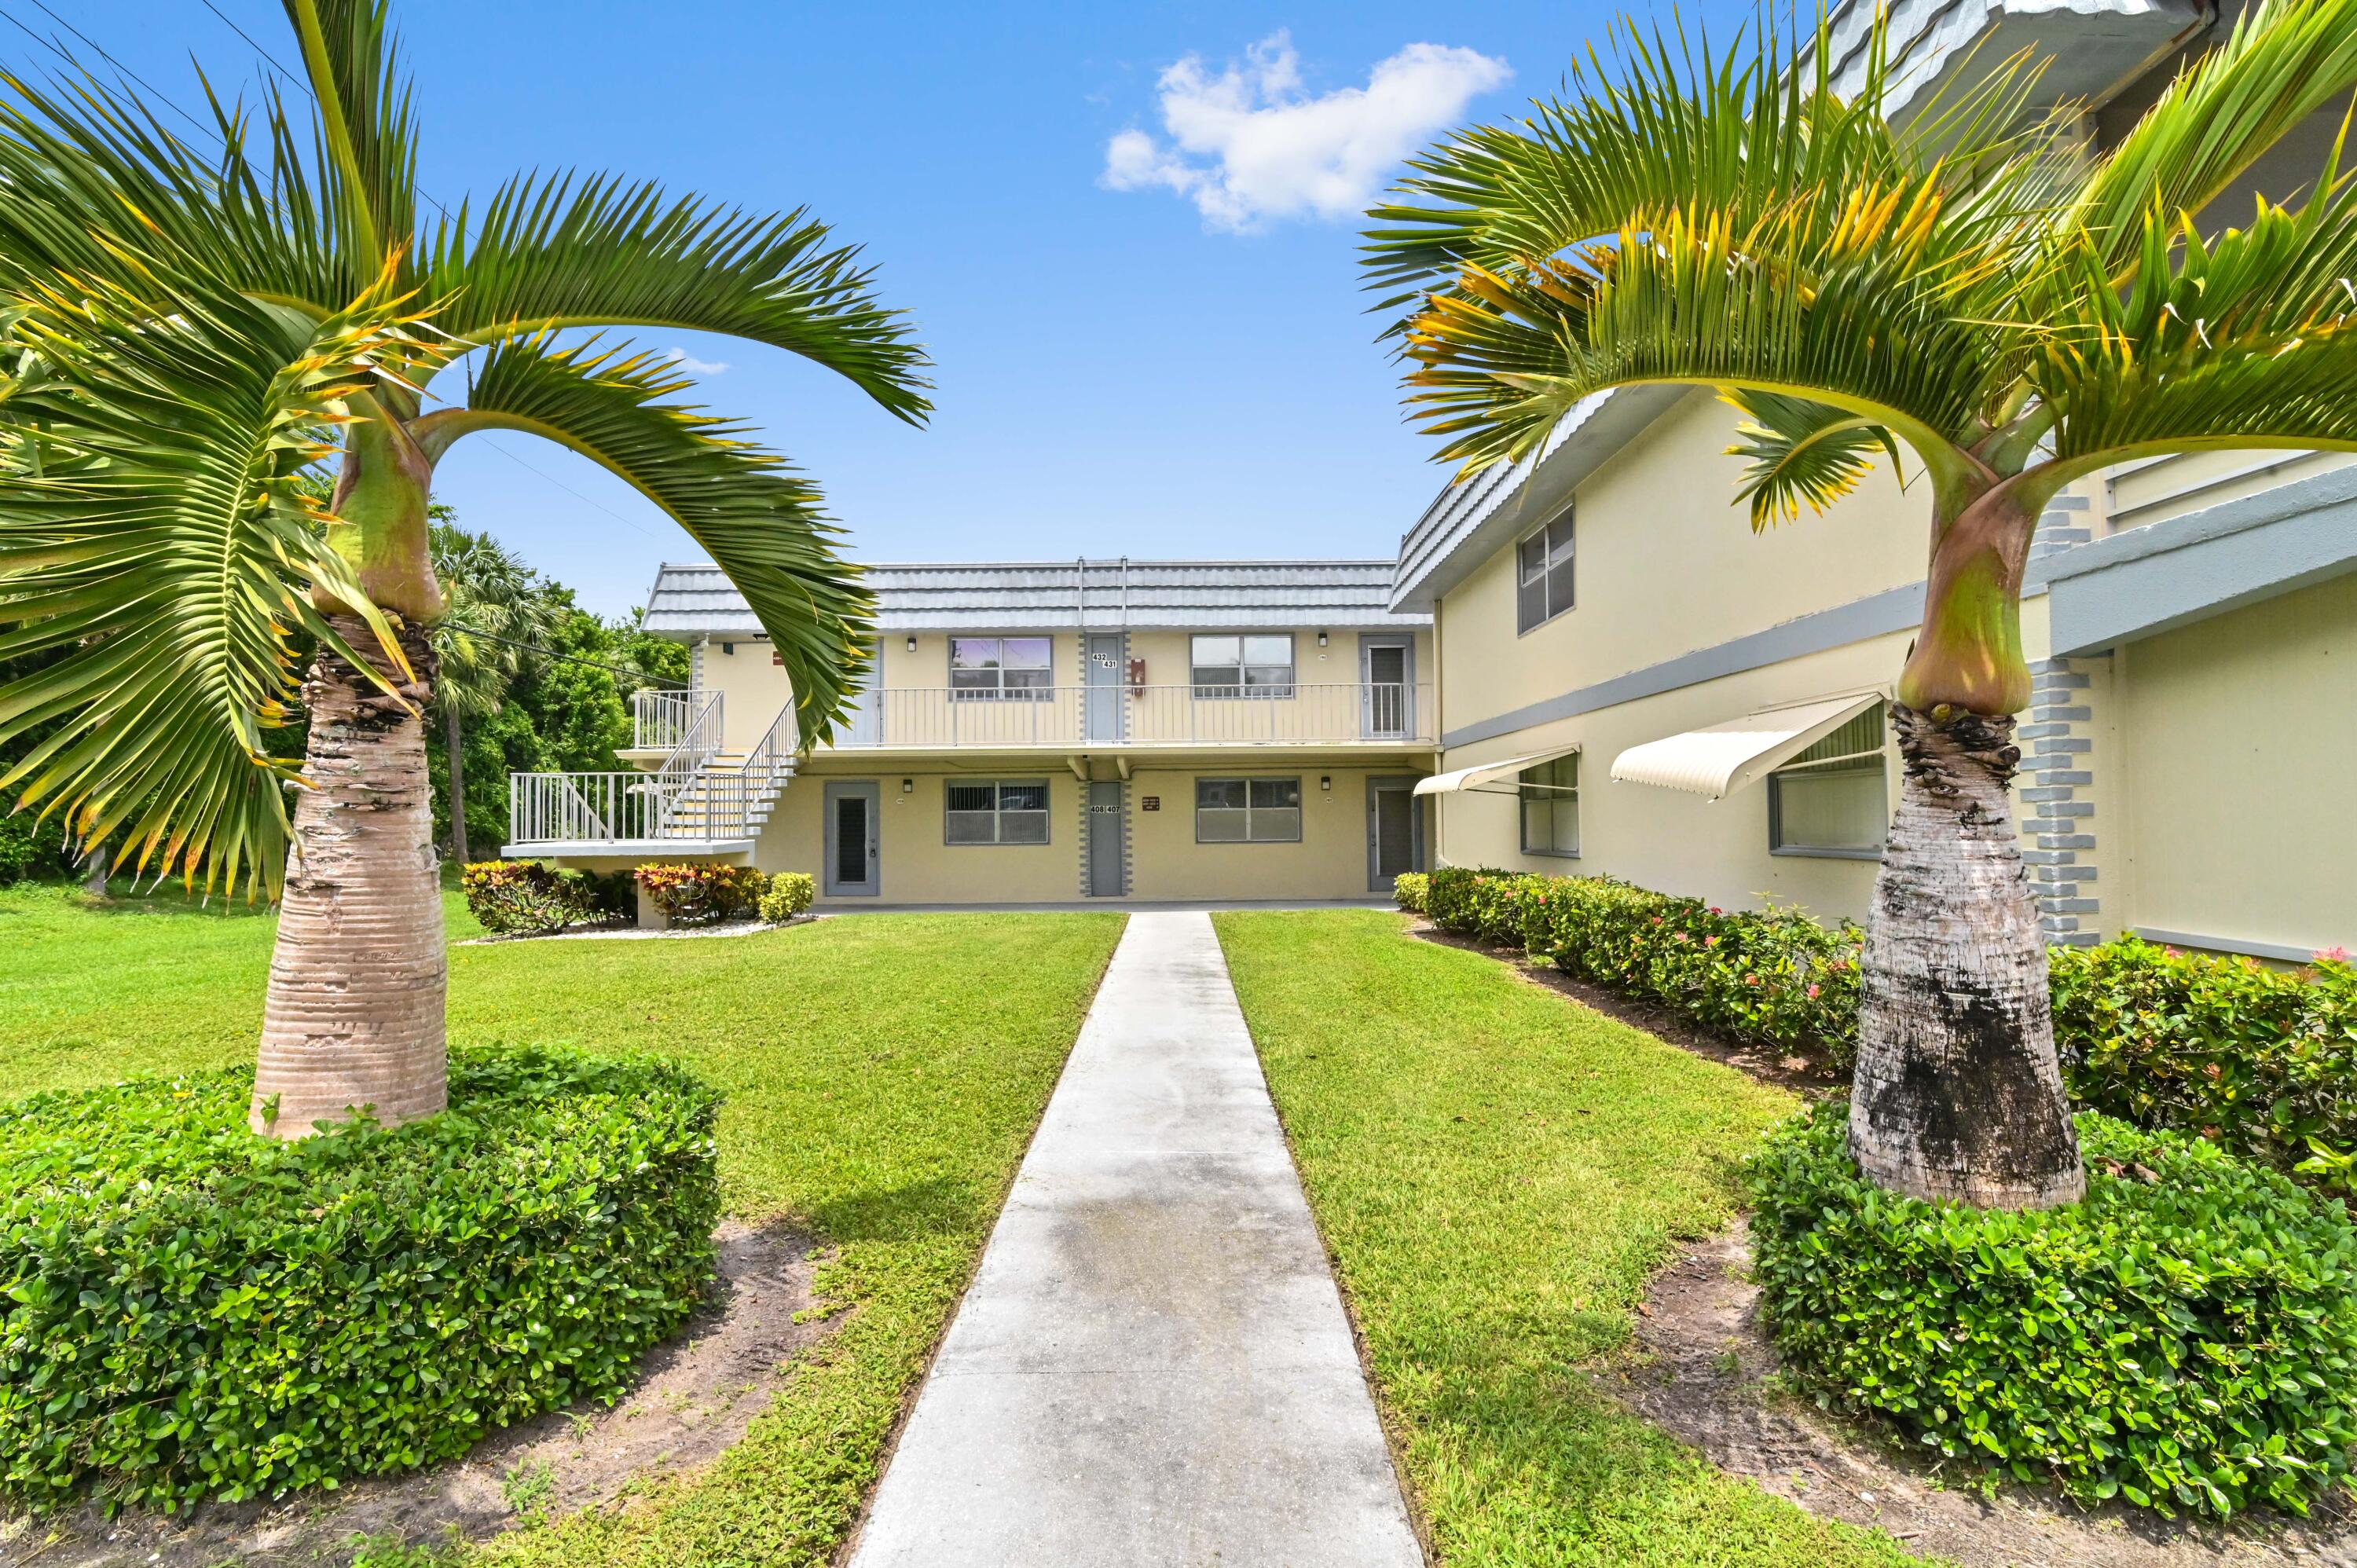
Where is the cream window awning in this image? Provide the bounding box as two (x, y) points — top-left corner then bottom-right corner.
(1609, 694), (1883, 801)
(1413, 744), (1581, 797)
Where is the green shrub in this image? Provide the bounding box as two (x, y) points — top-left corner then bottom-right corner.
(0, 1048), (722, 1511)
(1748, 1102), (2357, 1519)
(2055, 939), (2357, 1197)
(460, 860), (627, 935)
(1424, 866), (1863, 1067)
(636, 862), (764, 924)
(1391, 871), (1428, 913)
(757, 870), (816, 923)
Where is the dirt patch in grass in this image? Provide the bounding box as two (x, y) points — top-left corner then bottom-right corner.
(2, 1223), (823, 1568)
(1611, 1221), (2357, 1568)
(1406, 918), (1840, 1094)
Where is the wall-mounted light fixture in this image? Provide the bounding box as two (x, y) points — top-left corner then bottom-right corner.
(905, 635), (917, 652)
(720, 642), (735, 655)
(1319, 775), (1332, 792)
(901, 778), (915, 793)
(1316, 631), (1328, 647)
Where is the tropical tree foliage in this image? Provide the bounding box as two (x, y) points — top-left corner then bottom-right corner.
(0, 0), (928, 1134)
(1369, 0), (2357, 1206)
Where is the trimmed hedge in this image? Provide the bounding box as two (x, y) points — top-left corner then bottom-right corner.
(460, 860), (629, 935)
(636, 862), (764, 925)
(1425, 866), (1861, 1067)
(2055, 938), (2357, 1193)
(1750, 1103), (2357, 1518)
(757, 870), (816, 923)
(1419, 866), (2357, 1194)
(0, 1049), (721, 1511)
(1391, 871), (1428, 914)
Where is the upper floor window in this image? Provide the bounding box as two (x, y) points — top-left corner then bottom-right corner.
(1190, 635), (1294, 698)
(1517, 510), (1574, 634)
(950, 636), (1053, 701)
(945, 780), (1050, 844)
(1769, 704), (1889, 859)
(1195, 777), (1303, 842)
(1518, 753), (1580, 857)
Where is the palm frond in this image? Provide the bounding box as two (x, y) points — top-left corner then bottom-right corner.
(2040, 156), (2357, 464)
(0, 266), (416, 897)
(2066, 0), (2357, 284)
(416, 336), (875, 745)
(1723, 390), (1906, 530)
(423, 173), (932, 423)
(281, 0), (418, 270)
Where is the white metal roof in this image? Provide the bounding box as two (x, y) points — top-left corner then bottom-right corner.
(1609, 694), (1884, 800)
(642, 559), (1432, 639)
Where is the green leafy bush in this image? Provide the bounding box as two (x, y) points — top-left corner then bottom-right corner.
(757, 870), (816, 923)
(2055, 938), (2357, 1196)
(1423, 867), (2357, 1185)
(1749, 1102), (2357, 1519)
(1391, 871), (1428, 913)
(635, 862), (764, 925)
(460, 860), (628, 935)
(1424, 866), (1862, 1065)
(0, 1049), (721, 1511)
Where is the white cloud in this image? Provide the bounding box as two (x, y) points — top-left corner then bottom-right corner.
(662, 347), (731, 376)
(1102, 31), (1508, 233)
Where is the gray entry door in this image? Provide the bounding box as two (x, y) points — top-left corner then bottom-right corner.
(1366, 777), (1420, 892)
(1087, 781), (1125, 896)
(1084, 635), (1124, 742)
(824, 782), (880, 896)
(1362, 639), (1411, 738)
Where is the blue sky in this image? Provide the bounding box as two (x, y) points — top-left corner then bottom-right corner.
(44, 1), (1749, 617)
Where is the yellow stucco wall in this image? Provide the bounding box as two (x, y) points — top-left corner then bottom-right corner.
(1126, 765), (1417, 901)
(757, 765), (1083, 904)
(2112, 573), (2357, 956)
(1434, 391), (1930, 742)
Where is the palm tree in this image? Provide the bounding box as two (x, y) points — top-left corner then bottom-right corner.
(1368, 0), (2357, 1207)
(0, 0), (929, 1138)
(428, 520), (557, 865)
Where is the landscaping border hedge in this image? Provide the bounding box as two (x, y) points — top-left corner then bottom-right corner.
(1413, 866), (2357, 1194)
(1750, 1102), (2357, 1518)
(0, 1048), (721, 1510)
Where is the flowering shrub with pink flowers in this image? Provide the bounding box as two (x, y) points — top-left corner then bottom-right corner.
(1423, 866), (2357, 1194)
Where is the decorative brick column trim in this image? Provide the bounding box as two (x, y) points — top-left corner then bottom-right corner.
(2029, 493), (2094, 562)
(2021, 656), (2103, 947)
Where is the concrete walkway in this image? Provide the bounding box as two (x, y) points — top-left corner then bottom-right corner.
(850, 912), (1423, 1567)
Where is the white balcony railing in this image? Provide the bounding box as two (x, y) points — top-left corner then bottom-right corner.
(509, 702), (796, 849)
(632, 687), (720, 752)
(828, 681), (1431, 749)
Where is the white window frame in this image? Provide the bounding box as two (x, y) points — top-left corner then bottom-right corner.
(1767, 705), (1890, 860)
(1517, 754), (1580, 858)
(944, 779), (1052, 844)
(1189, 633), (1296, 699)
(949, 636), (1054, 702)
(1516, 507), (1575, 635)
(1193, 776), (1304, 844)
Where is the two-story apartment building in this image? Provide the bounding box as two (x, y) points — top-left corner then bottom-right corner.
(1398, 0), (2357, 964)
(507, 560), (1435, 907)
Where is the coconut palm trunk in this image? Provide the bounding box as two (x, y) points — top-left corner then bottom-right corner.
(255, 617), (447, 1134)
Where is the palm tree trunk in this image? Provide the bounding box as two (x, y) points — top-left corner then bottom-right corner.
(1849, 703), (2085, 1207)
(443, 703), (469, 864)
(250, 615), (445, 1138)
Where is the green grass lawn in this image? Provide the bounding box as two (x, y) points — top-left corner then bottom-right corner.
(0, 880), (1123, 1566)
(1214, 909), (1932, 1568)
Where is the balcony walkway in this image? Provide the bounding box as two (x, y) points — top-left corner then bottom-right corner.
(848, 912), (1421, 1568)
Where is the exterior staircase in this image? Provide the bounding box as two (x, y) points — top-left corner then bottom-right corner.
(504, 691), (794, 855)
